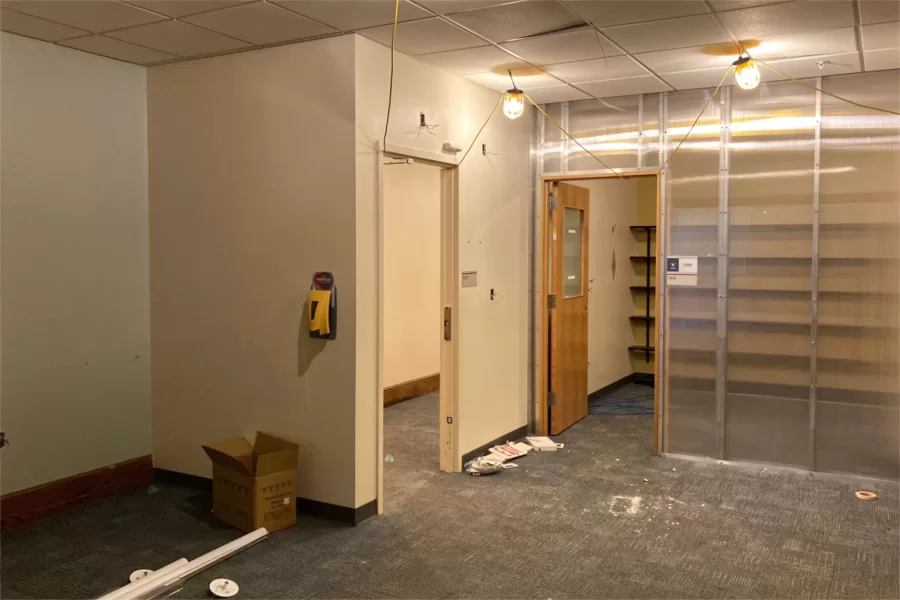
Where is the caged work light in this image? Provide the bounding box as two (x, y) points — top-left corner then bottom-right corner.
(733, 55), (761, 90)
(503, 69), (525, 119)
(503, 88), (525, 119)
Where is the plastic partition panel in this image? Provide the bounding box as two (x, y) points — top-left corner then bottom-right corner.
(568, 95), (640, 171)
(724, 80), (815, 467)
(664, 88), (721, 458)
(542, 103), (563, 173)
(816, 70), (900, 479)
(641, 93), (661, 169)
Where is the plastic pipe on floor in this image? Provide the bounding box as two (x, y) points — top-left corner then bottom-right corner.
(97, 528), (268, 600)
(97, 559), (188, 600)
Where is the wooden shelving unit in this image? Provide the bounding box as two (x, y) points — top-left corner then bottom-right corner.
(629, 225), (655, 363)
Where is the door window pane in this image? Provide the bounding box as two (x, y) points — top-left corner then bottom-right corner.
(564, 207), (583, 298)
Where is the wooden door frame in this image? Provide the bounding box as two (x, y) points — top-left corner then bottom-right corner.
(538, 172), (662, 454)
(376, 143), (461, 516)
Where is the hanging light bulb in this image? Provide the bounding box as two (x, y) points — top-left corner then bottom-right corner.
(733, 55), (760, 90)
(503, 88), (525, 119)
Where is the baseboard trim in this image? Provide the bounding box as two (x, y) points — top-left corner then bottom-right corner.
(384, 373), (440, 407)
(154, 468), (212, 493)
(589, 372), (654, 400)
(154, 468), (375, 526)
(1, 455), (154, 529)
(296, 497), (378, 526)
(633, 372), (654, 387)
(461, 424), (529, 466)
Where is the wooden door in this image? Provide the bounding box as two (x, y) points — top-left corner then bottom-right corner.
(549, 182), (590, 434)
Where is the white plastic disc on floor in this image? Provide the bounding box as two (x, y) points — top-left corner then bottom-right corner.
(210, 578), (239, 598)
(129, 569), (153, 583)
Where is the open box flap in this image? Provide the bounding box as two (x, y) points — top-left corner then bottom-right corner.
(202, 437), (253, 476)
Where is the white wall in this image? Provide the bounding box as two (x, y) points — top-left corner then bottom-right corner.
(577, 177), (656, 393)
(0, 33), (150, 494)
(383, 162), (441, 388)
(148, 36), (360, 508)
(354, 34), (531, 497)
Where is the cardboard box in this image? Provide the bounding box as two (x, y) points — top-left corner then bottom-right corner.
(202, 432), (299, 533)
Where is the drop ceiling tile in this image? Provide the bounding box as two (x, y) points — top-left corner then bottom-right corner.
(753, 26), (858, 59)
(358, 17), (483, 54)
(273, 0), (430, 31)
(544, 55), (647, 84)
(718, 1), (854, 39)
(59, 33), (176, 63)
(0, 8), (89, 41)
(859, 0), (900, 24)
(567, 1), (709, 28)
(465, 68), (559, 92)
(707, 0), (785, 10)
(521, 83), (590, 104)
(636, 45), (737, 74)
(416, 44), (524, 75)
(601, 14), (729, 53)
(128, 1), (253, 18)
(184, 1), (335, 44)
(865, 47), (900, 71)
(419, 0), (514, 14)
(578, 75), (671, 98)
(108, 19), (251, 56)
(449, 0), (583, 42)
(501, 28), (623, 66)
(862, 21), (900, 51)
(764, 51), (861, 80)
(2, 0), (165, 33)
(664, 66), (738, 90)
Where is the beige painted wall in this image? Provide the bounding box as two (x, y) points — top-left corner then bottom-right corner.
(0, 33), (150, 493)
(148, 36), (359, 508)
(576, 177), (656, 393)
(383, 163), (441, 388)
(354, 35), (531, 499)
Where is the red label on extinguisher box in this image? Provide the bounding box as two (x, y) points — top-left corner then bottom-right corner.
(313, 272), (334, 290)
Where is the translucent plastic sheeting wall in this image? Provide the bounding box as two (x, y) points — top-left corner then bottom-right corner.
(537, 70), (900, 479)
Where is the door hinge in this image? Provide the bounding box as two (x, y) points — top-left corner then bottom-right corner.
(548, 392), (556, 407)
(548, 295), (556, 309)
(443, 306), (451, 341)
(549, 195), (557, 211)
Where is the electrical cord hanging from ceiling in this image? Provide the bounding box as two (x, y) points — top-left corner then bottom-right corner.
(458, 95), (504, 165)
(656, 64), (733, 176)
(755, 58), (900, 116)
(525, 93), (625, 178)
(382, 0), (400, 149)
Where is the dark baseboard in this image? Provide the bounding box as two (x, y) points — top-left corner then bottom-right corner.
(155, 468), (212, 493)
(633, 372), (655, 387)
(589, 372), (655, 400)
(1, 455), (154, 529)
(296, 497), (378, 526)
(461, 424), (530, 466)
(154, 468), (375, 526)
(384, 373), (440, 407)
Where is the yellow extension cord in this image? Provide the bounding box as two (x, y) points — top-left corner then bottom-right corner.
(382, 0), (898, 172)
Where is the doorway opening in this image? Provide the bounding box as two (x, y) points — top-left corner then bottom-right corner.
(539, 173), (661, 454)
(376, 149), (459, 515)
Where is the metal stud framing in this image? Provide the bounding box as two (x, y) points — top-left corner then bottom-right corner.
(637, 94), (645, 169)
(809, 77), (823, 470)
(715, 86), (732, 460)
(560, 102), (570, 173)
(657, 91), (668, 454)
(530, 106), (546, 432)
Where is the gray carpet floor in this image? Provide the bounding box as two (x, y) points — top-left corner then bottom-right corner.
(3, 392), (898, 599)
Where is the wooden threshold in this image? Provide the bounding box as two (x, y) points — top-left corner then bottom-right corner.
(1, 455), (153, 529)
(384, 373), (440, 407)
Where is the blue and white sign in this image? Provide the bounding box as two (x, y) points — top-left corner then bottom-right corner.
(666, 256), (698, 286)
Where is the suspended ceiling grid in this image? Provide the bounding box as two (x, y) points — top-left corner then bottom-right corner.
(1, 0), (898, 102)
